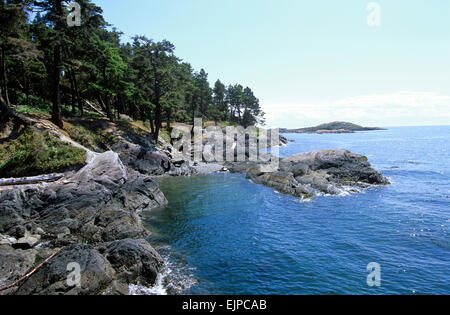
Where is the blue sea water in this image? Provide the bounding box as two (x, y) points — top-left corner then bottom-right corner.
(143, 126), (450, 295)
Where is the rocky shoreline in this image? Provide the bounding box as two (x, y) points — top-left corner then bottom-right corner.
(0, 120), (389, 295)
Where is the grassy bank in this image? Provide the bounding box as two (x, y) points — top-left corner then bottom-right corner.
(0, 128), (86, 178)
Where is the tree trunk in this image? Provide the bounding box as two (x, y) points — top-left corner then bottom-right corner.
(63, 43), (84, 117)
(152, 80), (161, 141)
(166, 109), (171, 132)
(71, 68), (83, 117)
(154, 101), (162, 142)
(102, 68), (114, 121)
(68, 68), (76, 114)
(104, 93), (114, 122)
(98, 95), (107, 112)
(51, 43), (63, 128)
(1, 48), (10, 107)
(114, 97), (120, 120)
(140, 104), (146, 122)
(148, 107), (155, 134)
(51, 0), (63, 129)
(118, 94), (125, 116)
(0, 90), (10, 119)
(25, 78), (30, 106)
(191, 99), (196, 124)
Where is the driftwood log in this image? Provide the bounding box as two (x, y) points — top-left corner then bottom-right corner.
(0, 174), (64, 186)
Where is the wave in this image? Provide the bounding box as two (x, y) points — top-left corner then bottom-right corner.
(129, 245), (197, 295)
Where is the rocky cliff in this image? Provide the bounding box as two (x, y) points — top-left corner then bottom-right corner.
(0, 152), (167, 295)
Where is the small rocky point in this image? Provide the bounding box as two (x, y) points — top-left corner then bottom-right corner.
(226, 149), (390, 199)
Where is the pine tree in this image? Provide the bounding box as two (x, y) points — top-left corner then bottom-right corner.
(213, 79), (227, 121)
(194, 69), (212, 120)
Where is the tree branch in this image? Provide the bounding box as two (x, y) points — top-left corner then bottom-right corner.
(0, 247), (66, 293)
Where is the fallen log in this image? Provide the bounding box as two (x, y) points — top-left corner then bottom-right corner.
(0, 173), (64, 186)
(83, 99), (106, 116)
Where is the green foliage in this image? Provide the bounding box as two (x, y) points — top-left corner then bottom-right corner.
(65, 122), (109, 152)
(314, 122), (365, 131)
(1, 0), (265, 145)
(0, 127), (86, 178)
(15, 92), (52, 114)
(291, 122), (380, 133)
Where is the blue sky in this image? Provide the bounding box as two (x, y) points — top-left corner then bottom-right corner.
(93, 0), (450, 128)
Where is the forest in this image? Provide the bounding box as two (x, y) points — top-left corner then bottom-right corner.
(0, 0), (265, 141)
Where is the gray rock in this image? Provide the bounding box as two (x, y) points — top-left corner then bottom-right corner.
(0, 239), (13, 246)
(0, 151), (168, 295)
(0, 245), (37, 292)
(35, 228), (45, 236)
(294, 185), (315, 198)
(281, 162), (310, 177)
(230, 149), (389, 198)
(57, 227), (71, 240)
(98, 209), (149, 242)
(192, 163), (225, 175)
(0, 207), (25, 235)
(225, 161), (261, 174)
(113, 139), (195, 177)
(13, 236), (40, 249)
(98, 239), (163, 287)
(183, 126), (288, 164)
(295, 172), (341, 195)
(247, 170), (314, 198)
(0, 152), (167, 242)
(119, 114), (133, 122)
(281, 150), (389, 185)
(72, 151), (127, 187)
(15, 244), (114, 295)
(103, 281), (130, 295)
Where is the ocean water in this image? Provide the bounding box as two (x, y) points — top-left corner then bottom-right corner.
(143, 126), (450, 295)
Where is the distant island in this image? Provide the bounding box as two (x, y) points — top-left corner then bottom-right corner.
(280, 122), (386, 134)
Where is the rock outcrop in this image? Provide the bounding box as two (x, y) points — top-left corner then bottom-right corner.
(0, 151), (167, 295)
(112, 135), (196, 177)
(171, 124), (289, 164)
(227, 149), (390, 199)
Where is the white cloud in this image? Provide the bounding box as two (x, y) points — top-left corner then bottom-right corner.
(263, 91), (450, 128)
